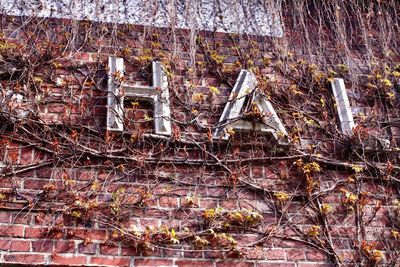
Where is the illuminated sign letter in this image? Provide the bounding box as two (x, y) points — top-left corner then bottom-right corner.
(213, 70), (288, 144)
(107, 57), (171, 135)
(330, 78), (355, 135)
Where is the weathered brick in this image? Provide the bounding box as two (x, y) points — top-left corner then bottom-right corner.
(0, 178), (13, 189)
(32, 240), (53, 252)
(256, 263), (296, 267)
(234, 234), (260, 245)
(81, 229), (108, 241)
(0, 212), (11, 223)
(162, 248), (182, 258)
(78, 243), (96, 254)
(136, 259), (174, 266)
(266, 249), (286, 260)
(0, 226), (24, 237)
(76, 169), (95, 181)
(121, 246), (140, 256)
(0, 239), (11, 250)
(4, 253), (45, 264)
(39, 113), (58, 123)
(297, 264), (334, 267)
(277, 239), (305, 248)
(10, 240), (30, 251)
(138, 218), (161, 229)
(100, 244), (119, 255)
(75, 52), (90, 61)
(220, 199), (237, 209)
(25, 227), (43, 238)
(70, 228), (107, 241)
(206, 188), (227, 198)
(216, 261), (255, 267)
(93, 106), (107, 116)
(55, 240), (75, 253)
(48, 103), (65, 113)
(286, 249), (305, 261)
(305, 250), (329, 261)
(35, 168), (53, 178)
(52, 254), (87, 265)
(183, 251), (204, 258)
(24, 179), (50, 190)
(337, 250), (356, 261)
(90, 256), (130, 266)
(204, 251), (225, 259)
(158, 196), (179, 208)
(32, 150), (47, 165)
(241, 247), (265, 260)
(12, 213), (31, 224)
(176, 260), (214, 267)
(19, 147), (33, 165)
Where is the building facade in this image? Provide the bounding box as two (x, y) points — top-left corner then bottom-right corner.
(0, 1), (399, 266)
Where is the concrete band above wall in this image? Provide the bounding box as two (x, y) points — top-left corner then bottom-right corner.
(0, 0), (283, 37)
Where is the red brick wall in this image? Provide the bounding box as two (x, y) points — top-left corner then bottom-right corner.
(0, 14), (399, 267)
